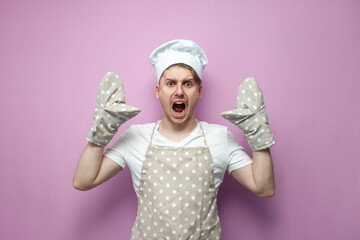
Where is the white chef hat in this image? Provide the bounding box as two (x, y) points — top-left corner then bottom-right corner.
(149, 39), (208, 82)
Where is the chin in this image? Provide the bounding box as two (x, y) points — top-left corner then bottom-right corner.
(170, 117), (188, 125)
(168, 113), (191, 125)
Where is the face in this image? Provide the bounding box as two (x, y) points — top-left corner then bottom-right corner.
(155, 65), (203, 126)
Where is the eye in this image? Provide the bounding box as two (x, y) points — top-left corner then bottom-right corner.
(167, 82), (174, 86)
(185, 82), (192, 87)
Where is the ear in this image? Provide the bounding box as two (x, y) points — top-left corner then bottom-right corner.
(198, 85), (203, 99)
(155, 84), (160, 99)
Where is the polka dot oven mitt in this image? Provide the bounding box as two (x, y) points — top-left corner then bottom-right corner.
(86, 72), (141, 146)
(221, 77), (275, 151)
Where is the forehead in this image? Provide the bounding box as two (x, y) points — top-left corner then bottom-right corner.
(161, 65), (195, 79)
(158, 65), (196, 86)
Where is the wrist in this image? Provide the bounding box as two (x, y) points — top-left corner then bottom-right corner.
(87, 142), (105, 149)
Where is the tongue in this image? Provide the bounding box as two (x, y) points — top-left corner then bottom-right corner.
(173, 103), (185, 112)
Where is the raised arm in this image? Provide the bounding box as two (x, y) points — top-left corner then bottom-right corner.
(73, 143), (123, 190)
(230, 149), (274, 197)
(73, 72), (141, 191)
(222, 78), (276, 197)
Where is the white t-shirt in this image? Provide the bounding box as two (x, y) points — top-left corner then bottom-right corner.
(104, 121), (252, 197)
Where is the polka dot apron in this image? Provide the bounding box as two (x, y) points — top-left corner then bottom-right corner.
(131, 122), (221, 240)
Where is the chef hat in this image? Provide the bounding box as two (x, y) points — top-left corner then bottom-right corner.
(149, 39), (208, 82)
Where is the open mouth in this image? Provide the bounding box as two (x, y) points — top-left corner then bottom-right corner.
(172, 102), (186, 114)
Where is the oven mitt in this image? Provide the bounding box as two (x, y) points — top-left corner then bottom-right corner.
(221, 77), (275, 151)
(86, 72), (141, 146)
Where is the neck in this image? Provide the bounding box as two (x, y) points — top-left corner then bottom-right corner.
(158, 118), (198, 142)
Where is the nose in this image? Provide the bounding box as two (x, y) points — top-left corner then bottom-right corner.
(175, 84), (184, 97)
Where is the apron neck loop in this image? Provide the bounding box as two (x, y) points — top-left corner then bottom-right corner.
(150, 120), (208, 147)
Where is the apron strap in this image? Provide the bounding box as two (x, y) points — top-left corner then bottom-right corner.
(196, 120), (209, 147)
(149, 121), (160, 145)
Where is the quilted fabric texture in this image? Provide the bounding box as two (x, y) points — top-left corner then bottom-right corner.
(221, 78), (275, 151)
(87, 72), (141, 146)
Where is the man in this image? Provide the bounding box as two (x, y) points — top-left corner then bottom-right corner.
(74, 39), (275, 239)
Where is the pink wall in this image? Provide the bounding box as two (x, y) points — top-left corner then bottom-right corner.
(1, 0), (359, 239)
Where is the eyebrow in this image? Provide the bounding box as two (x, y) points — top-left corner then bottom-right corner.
(164, 78), (195, 82)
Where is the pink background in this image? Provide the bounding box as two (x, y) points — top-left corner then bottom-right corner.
(1, 0), (359, 239)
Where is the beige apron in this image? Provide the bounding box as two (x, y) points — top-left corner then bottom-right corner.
(131, 122), (221, 240)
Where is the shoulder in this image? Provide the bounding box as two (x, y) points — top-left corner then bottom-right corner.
(117, 122), (156, 143)
(128, 122), (156, 134)
(198, 121), (231, 145)
(198, 121), (229, 136)
(198, 121), (241, 148)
